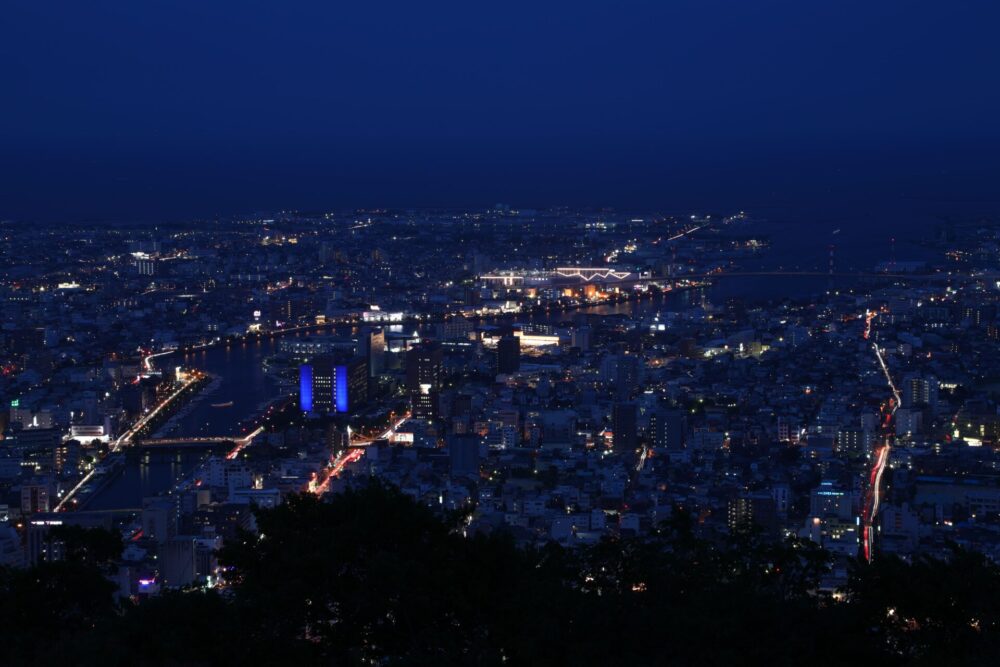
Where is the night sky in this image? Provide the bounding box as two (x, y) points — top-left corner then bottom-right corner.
(3, 2), (999, 221)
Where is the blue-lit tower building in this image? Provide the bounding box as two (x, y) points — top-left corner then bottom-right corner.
(299, 354), (367, 415)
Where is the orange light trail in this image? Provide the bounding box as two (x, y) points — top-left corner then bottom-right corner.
(308, 448), (364, 495)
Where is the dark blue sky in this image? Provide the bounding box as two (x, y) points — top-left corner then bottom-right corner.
(3, 1), (999, 221)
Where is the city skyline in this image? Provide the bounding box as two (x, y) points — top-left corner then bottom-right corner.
(3, 3), (1000, 664)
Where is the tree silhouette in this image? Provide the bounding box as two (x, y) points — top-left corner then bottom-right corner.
(0, 481), (998, 665)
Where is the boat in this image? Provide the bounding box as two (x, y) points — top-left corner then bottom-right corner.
(211, 401), (234, 408)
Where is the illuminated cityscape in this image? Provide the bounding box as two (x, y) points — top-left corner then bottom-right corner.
(3, 2), (1000, 664)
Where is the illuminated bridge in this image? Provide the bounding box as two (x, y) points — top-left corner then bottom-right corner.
(481, 268), (942, 289)
(134, 437), (241, 447)
(480, 267), (647, 288)
(552, 267), (637, 282)
(134, 426), (264, 457)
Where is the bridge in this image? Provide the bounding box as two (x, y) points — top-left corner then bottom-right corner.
(135, 436), (244, 446)
(131, 437), (240, 449)
(138, 426), (269, 459)
(55, 425), (265, 512)
(482, 268), (944, 291)
(132, 427), (264, 456)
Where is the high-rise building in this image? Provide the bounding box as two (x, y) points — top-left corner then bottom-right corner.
(142, 498), (177, 543)
(299, 354), (367, 415)
(325, 423), (349, 454)
(495, 334), (520, 374)
(902, 374), (939, 412)
(571, 326), (592, 351)
(21, 484), (50, 514)
(448, 434), (480, 477)
(53, 440), (79, 475)
(612, 402), (638, 452)
(406, 343), (443, 420)
(837, 427), (865, 456)
(436, 317), (474, 340)
(26, 517), (64, 565)
(361, 328), (385, 378)
(895, 408), (922, 438)
(602, 353), (641, 401)
(728, 494), (777, 534)
(650, 410), (686, 450)
(406, 342), (443, 391)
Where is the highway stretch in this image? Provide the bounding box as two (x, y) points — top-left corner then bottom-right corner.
(307, 412), (412, 495)
(860, 310), (901, 562)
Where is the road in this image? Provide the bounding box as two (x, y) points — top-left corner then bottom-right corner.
(663, 221), (712, 242)
(351, 412), (412, 446)
(308, 448), (365, 495)
(306, 413), (413, 496)
(860, 320), (900, 563)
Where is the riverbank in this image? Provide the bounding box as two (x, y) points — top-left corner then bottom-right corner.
(147, 281), (707, 369)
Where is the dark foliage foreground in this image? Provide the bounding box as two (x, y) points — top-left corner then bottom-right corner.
(2, 479), (999, 665)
